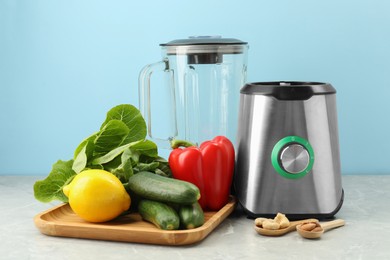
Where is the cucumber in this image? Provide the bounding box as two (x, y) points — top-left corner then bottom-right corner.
(179, 202), (205, 229)
(138, 199), (180, 230)
(127, 171), (200, 205)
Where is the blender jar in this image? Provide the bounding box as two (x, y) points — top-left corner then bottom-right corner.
(139, 36), (248, 153)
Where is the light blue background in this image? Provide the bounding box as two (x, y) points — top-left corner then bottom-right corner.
(1, 0), (389, 175)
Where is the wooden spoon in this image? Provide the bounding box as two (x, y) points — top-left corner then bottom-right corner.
(254, 218), (319, 236)
(296, 219), (345, 239)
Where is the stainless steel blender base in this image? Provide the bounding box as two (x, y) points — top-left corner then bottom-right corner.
(234, 82), (343, 219)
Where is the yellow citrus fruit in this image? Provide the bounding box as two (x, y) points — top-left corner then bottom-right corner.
(63, 169), (131, 223)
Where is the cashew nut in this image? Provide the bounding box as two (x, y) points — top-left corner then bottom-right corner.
(262, 219), (280, 230)
(274, 213), (290, 229)
(254, 212), (291, 230)
(254, 217), (268, 227)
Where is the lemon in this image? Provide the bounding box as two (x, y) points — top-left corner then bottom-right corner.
(63, 169), (131, 223)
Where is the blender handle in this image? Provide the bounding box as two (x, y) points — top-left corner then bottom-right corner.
(138, 60), (176, 149)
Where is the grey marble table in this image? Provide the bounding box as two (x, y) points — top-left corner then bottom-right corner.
(0, 175), (389, 259)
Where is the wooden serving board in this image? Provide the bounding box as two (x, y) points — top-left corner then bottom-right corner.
(34, 196), (236, 246)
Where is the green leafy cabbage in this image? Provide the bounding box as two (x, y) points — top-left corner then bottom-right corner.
(34, 104), (171, 203)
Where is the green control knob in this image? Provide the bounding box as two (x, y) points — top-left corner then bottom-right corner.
(271, 136), (314, 179)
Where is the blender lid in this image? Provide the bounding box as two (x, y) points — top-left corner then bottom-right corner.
(240, 81), (336, 100)
(160, 36), (248, 55)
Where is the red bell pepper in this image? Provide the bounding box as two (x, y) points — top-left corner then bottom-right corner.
(168, 136), (235, 211)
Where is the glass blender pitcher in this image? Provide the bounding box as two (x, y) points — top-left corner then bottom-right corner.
(139, 36), (248, 153)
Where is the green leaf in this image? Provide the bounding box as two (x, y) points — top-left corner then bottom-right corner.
(111, 157), (134, 183)
(100, 147), (135, 183)
(94, 119), (130, 157)
(93, 140), (157, 171)
(91, 142), (136, 165)
(73, 132), (97, 160)
(72, 139), (95, 173)
(134, 162), (160, 173)
(155, 168), (170, 177)
(33, 160), (76, 203)
(155, 157), (172, 177)
(101, 104), (146, 144)
(86, 164), (104, 170)
(130, 139), (158, 158)
(72, 144), (87, 173)
(121, 147), (134, 163)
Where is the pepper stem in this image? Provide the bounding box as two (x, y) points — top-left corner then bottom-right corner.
(170, 139), (196, 149)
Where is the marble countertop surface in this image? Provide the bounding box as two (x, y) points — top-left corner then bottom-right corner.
(0, 175), (389, 259)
